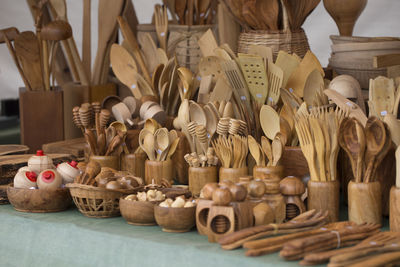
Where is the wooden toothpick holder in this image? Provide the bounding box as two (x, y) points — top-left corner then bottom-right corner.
(189, 166), (218, 197)
(390, 186), (400, 231)
(348, 180), (381, 224)
(307, 180), (340, 223)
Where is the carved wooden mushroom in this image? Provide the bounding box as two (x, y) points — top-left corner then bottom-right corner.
(280, 176), (306, 220)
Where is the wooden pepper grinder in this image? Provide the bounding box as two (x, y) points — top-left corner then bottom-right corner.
(280, 176), (306, 221)
(390, 146), (400, 231)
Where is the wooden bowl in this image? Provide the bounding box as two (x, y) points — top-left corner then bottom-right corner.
(154, 205), (196, 233)
(120, 198), (157, 225)
(7, 186), (72, 213)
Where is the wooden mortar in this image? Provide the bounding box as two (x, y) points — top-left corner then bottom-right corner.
(144, 159), (173, 185)
(89, 155), (119, 170)
(307, 180), (340, 223)
(219, 167), (248, 183)
(189, 166), (218, 197)
(390, 186), (400, 232)
(348, 180), (382, 224)
(121, 153), (146, 179)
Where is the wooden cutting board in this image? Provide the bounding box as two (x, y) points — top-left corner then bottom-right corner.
(0, 145), (29, 156)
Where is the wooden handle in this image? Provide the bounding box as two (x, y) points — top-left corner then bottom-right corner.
(82, 0), (91, 81)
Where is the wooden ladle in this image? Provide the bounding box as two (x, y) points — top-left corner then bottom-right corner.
(364, 117), (386, 183)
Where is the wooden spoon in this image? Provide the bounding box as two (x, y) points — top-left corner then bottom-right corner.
(271, 136), (283, 166)
(175, 0), (187, 25)
(198, 0), (211, 24)
(261, 136), (273, 164)
(260, 105), (280, 140)
(364, 117), (386, 183)
(248, 135), (262, 166)
(14, 31), (43, 91)
(166, 137), (180, 160)
(383, 114), (400, 146)
(189, 101), (207, 126)
(139, 129), (156, 161)
(152, 63), (164, 95)
(154, 128), (170, 161)
(204, 104), (218, 138)
(178, 67), (194, 99)
(396, 146), (400, 188)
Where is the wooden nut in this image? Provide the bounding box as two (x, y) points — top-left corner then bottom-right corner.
(229, 184), (247, 202)
(212, 187), (232, 206)
(201, 183), (219, 200)
(248, 179), (266, 198)
(280, 176), (305, 196)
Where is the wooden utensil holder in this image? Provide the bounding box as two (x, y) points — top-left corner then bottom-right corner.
(89, 155), (120, 170)
(348, 180), (382, 224)
(121, 153), (146, 179)
(19, 87), (64, 153)
(89, 83), (117, 103)
(206, 201), (253, 243)
(144, 160), (173, 185)
(61, 82), (87, 139)
(281, 146), (309, 178)
(172, 131), (191, 184)
(390, 186), (400, 231)
(253, 165), (284, 181)
(189, 166), (218, 197)
(219, 167), (248, 183)
(307, 180), (340, 222)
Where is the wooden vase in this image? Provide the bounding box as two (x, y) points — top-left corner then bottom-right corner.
(348, 180), (382, 224)
(89, 155), (119, 170)
(189, 166), (218, 197)
(144, 160), (173, 185)
(390, 186), (400, 232)
(219, 167), (248, 183)
(121, 153), (146, 179)
(307, 180), (340, 222)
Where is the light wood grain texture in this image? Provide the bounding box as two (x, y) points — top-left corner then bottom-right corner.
(307, 180), (340, 223)
(189, 166), (217, 196)
(348, 180), (382, 224)
(89, 155), (119, 170)
(253, 202), (274, 226)
(120, 198), (157, 226)
(62, 82), (87, 139)
(89, 83), (117, 103)
(120, 153), (146, 179)
(373, 54), (400, 68)
(7, 186), (72, 212)
(217, 2), (240, 54)
(253, 165), (284, 181)
(280, 176), (306, 220)
(42, 138), (85, 159)
(390, 186), (400, 232)
(196, 199), (213, 235)
(281, 146), (309, 178)
(154, 205), (196, 232)
(219, 167), (248, 183)
(144, 159), (174, 185)
(262, 192), (286, 223)
(198, 29), (219, 57)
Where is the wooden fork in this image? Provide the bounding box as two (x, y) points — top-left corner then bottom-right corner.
(154, 4), (168, 52)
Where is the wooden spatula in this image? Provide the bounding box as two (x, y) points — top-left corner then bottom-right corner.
(247, 45), (273, 69)
(92, 0), (125, 85)
(275, 50), (300, 88)
(138, 33), (160, 75)
(209, 76), (232, 103)
(198, 29), (219, 57)
(369, 76), (395, 118)
(303, 69), (324, 107)
(237, 53), (269, 105)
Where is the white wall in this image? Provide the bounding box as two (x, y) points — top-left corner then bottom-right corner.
(0, 0), (399, 99)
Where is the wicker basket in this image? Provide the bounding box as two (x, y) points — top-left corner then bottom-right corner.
(137, 24), (158, 45)
(167, 24), (216, 73)
(66, 183), (141, 218)
(238, 28), (310, 60)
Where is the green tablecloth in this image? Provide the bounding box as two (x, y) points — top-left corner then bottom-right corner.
(0, 205), (325, 267)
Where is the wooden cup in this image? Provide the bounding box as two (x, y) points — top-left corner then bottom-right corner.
(120, 153), (146, 179)
(189, 166), (218, 197)
(144, 159), (174, 185)
(219, 167), (248, 183)
(89, 155), (120, 170)
(348, 180), (382, 224)
(307, 180), (340, 223)
(390, 186), (400, 232)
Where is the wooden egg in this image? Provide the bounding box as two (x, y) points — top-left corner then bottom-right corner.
(28, 150), (54, 174)
(201, 183), (219, 200)
(229, 184), (247, 202)
(57, 161), (80, 184)
(37, 169), (62, 189)
(212, 187), (232, 206)
(248, 179), (266, 198)
(14, 171), (37, 189)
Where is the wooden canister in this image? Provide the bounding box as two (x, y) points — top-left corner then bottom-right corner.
(307, 180), (340, 223)
(390, 186), (400, 232)
(219, 167), (248, 183)
(89, 155), (120, 170)
(189, 166), (218, 197)
(144, 160), (173, 185)
(121, 153), (146, 179)
(253, 165), (284, 181)
(348, 180), (381, 224)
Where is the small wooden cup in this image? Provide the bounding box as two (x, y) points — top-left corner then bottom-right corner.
(390, 186), (400, 232)
(307, 180), (340, 223)
(89, 155), (120, 170)
(189, 166), (218, 196)
(144, 160), (173, 185)
(121, 153), (146, 179)
(219, 167), (248, 183)
(348, 180), (382, 225)
(253, 165), (284, 181)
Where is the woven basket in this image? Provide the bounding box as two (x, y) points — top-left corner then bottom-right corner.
(137, 24), (158, 45)
(66, 183), (141, 218)
(167, 24), (215, 73)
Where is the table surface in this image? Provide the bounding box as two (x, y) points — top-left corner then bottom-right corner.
(0, 204), (327, 267)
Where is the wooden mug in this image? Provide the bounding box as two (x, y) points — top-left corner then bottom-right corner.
(307, 180), (340, 223)
(219, 167), (248, 183)
(390, 186), (400, 231)
(144, 159), (174, 185)
(348, 180), (381, 224)
(189, 166), (218, 196)
(121, 153), (146, 179)
(90, 155), (120, 170)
